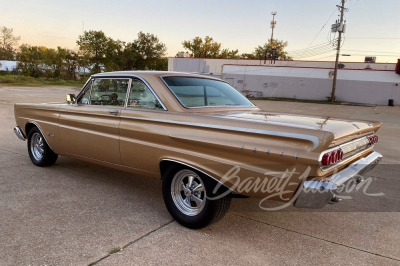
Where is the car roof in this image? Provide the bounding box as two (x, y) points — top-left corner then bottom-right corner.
(81, 70), (258, 113)
(91, 71), (222, 80)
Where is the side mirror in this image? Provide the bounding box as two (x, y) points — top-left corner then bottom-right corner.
(66, 94), (76, 104)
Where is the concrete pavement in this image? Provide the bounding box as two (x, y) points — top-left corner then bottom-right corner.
(0, 86), (399, 265)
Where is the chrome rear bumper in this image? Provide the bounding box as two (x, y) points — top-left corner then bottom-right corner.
(14, 126), (26, 141)
(294, 151), (383, 209)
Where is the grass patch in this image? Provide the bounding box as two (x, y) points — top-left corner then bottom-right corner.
(252, 97), (342, 105)
(109, 247), (124, 254)
(0, 75), (85, 87)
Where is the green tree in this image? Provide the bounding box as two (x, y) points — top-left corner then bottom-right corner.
(77, 30), (109, 73)
(76, 30), (167, 72)
(253, 40), (292, 61)
(181, 36), (241, 59)
(182, 36), (221, 58)
(0, 26), (20, 60)
(104, 39), (125, 71)
(219, 48), (240, 59)
(132, 32), (167, 70)
(61, 48), (79, 80)
(16, 45), (46, 77)
(240, 53), (256, 59)
(152, 57), (168, 71)
(76, 50), (91, 78)
(42, 47), (61, 78)
(17, 45), (79, 79)
(121, 42), (141, 70)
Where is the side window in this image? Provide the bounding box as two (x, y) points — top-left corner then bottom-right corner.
(127, 79), (164, 110)
(79, 78), (130, 106)
(90, 79), (130, 106)
(168, 85), (234, 107)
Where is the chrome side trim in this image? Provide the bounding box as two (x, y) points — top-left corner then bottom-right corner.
(120, 116), (320, 151)
(30, 122), (54, 151)
(294, 151), (382, 209)
(13, 126), (26, 141)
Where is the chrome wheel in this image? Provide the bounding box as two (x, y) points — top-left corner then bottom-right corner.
(171, 169), (206, 216)
(30, 132), (44, 161)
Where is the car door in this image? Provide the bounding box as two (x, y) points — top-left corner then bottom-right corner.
(59, 77), (131, 164)
(119, 78), (170, 174)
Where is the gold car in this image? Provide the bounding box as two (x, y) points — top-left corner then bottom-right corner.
(14, 71), (382, 228)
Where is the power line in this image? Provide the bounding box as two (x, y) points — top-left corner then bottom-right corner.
(287, 42), (336, 59)
(285, 9), (338, 60)
(306, 8), (338, 48)
(288, 42), (332, 53)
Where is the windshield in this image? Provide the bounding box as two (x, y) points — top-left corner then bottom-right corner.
(162, 77), (255, 108)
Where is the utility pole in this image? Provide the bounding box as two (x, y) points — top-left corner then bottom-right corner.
(270, 12), (277, 46)
(265, 12), (277, 64)
(331, 0), (347, 103)
(270, 12), (278, 64)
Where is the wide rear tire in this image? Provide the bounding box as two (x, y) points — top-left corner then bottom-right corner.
(162, 165), (231, 229)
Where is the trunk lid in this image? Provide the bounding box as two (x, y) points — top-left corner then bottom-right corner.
(211, 111), (380, 142)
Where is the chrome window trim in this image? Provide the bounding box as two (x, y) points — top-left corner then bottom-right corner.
(160, 76), (255, 109)
(124, 79), (133, 108)
(318, 134), (374, 172)
(76, 75), (167, 111)
(127, 77), (168, 111)
(76, 79), (93, 104)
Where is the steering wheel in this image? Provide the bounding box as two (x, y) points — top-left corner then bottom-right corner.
(99, 93), (119, 105)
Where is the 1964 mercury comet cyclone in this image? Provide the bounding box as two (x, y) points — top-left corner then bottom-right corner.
(13, 71), (382, 228)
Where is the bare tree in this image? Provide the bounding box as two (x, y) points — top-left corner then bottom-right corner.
(0, 26), (21, 60)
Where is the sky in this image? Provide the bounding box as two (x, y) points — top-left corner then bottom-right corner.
(1, 0), (399, 63)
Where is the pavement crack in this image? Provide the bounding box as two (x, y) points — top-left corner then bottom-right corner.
(0, 147), (28, 157)
(88, 220), (174, 266)
(232, 213), (400, 262)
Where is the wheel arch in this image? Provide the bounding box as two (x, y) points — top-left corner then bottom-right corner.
(159, 159), (231, 191)
(25, 121), (54, 151)
(25, 122), (36, 136)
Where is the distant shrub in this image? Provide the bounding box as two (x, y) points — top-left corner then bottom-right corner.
(0, 75), (83, 86)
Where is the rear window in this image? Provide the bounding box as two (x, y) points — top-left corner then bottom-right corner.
(162, 77), (254, 108)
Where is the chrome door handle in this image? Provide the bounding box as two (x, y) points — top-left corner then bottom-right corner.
(107, 110), (119, 115)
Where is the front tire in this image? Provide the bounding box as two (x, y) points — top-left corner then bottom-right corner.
(27, 127), (58, 167)
(162, 165), (231, 229)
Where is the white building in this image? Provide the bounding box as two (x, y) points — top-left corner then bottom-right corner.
(168, 58), (400, 106)
(0, 60), (18, 72)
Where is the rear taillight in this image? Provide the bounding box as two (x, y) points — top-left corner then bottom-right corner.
(321, 148), (344, 167)
(368, 135), (379, 146)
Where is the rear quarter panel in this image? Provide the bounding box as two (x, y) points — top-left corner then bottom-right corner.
(119, 110), (325, 201)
